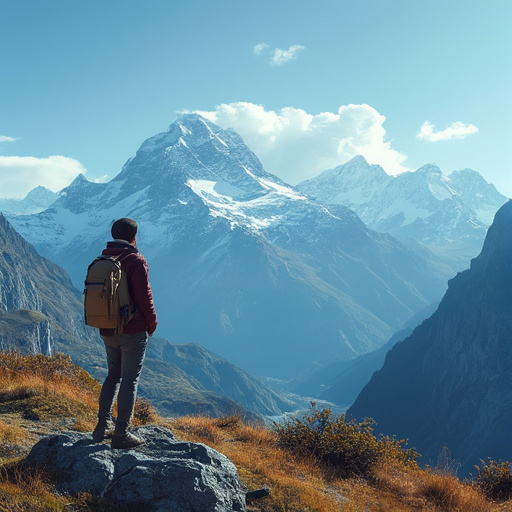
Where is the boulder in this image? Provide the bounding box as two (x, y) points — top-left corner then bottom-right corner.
(25, 425), (246, 511)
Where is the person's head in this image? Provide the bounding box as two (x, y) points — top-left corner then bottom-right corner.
(111, 218), (138, 244)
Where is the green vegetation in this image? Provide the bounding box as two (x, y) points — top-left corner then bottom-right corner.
(475, 458), (512, 501)
(274, 403), (419, 479)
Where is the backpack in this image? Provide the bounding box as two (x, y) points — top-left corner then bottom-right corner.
(83, 255), (135, 333)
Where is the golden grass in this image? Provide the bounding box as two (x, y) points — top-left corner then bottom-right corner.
(169, 414), (346, 511)
(368, 460), (491, 512)
(0, 353), (164, 511)
(0, 418), (26, 462)
(0, 462), (69, 511)
(0, 352), (100, 432)
(0, 353), (509, 512)
(0, 419), (25, 446)
(419, 471), (488, 511)
(167, 414), (504, 512)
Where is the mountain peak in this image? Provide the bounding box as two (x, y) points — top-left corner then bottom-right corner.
(297, 155), (390, 206)
(297, 158), (508, 270)
(175, 112), (214, 130)
(113, 114), (282, 202)
(24, 185), (57, 201)
(347, 155), (369, 165)
(415, 163), (443, 176)
(66, 173), (89, 187)
(0, 186), (59, 216)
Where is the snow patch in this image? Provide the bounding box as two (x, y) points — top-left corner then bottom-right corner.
(257, 177), (307, 201)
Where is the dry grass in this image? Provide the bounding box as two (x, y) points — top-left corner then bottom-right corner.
(368, 461), (491, 511)
(0, 419), (25, 446)
(0, 353), (163, 511)
(0, 462), (69, 511)
(0, 353), (510, 512)
(0, 352), (100, 431)
(0, 352), (102, 469)
(168, 414), (506, 512)
(418, 471), (488, 511)
(168, 414), (347, 511)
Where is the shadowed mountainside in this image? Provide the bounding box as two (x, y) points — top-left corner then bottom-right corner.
(349, 200), (512, 474)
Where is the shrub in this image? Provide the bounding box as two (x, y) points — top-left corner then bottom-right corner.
(475, 457), (512, 501)
(132, 397), (159, 425)
(274, 403), (419, 479)
(419, 471), (489, 512)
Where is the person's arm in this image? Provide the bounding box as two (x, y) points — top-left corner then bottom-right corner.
(129, 257), (158, 335)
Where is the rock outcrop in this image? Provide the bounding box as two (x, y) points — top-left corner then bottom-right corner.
(0, 309), (53, 355)
(25, 425), (246, 511)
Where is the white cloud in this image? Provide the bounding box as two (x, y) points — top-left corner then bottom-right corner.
(253, 43), (269, 55)
(253, 42), (305, 65)
(416, 121), (478, 142)
(0, 135), (18, 143)
(93, 174), (110, 184)
(0, 155), (87, 199)
(194, 102), (408, 184)
(271, 45), (305, 66)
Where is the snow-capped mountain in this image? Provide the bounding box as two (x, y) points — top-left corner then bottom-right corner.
(0, 213), (300, 419)
(7, 115), (453, 378)
(0, 186), (59, 215)
(297, 156), (508, 270)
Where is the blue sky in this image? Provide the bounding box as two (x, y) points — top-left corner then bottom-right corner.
(1, 0), (511, 198)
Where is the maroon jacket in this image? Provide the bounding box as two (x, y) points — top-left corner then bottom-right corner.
(99, 241), (158, 336)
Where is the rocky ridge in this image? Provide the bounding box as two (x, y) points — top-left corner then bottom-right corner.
(297, 156), (508, 270)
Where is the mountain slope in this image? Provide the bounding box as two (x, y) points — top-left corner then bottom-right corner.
(348, 200), (512, 474)
(290, 302), (439, 407)
(0, 213), (104, 367)
(297, 156), (508, 271)
(0, 214), (299, 418)
(7, 115), (453, 377)
(145, 338), (301, 417)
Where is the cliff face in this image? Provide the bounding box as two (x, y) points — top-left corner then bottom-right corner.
(0, 214), (103, 366)
(348, 200), (512, 473)
(0, 310), (53, 355)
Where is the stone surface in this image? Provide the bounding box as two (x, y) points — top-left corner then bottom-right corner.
(25, 425), (246, 511)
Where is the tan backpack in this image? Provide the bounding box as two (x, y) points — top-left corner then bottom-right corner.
(84, 255), (135, 333)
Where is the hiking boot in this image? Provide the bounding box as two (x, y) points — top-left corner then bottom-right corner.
(111, 431), (145, 449)
(92, 420), (115, 442)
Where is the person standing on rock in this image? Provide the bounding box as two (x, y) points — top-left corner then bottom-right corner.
(92, 218), (158, 449)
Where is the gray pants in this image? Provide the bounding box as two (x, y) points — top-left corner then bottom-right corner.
(98, 331), (148, 432)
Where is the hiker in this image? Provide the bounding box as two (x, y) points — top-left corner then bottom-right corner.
(91, 218), (158, 449)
